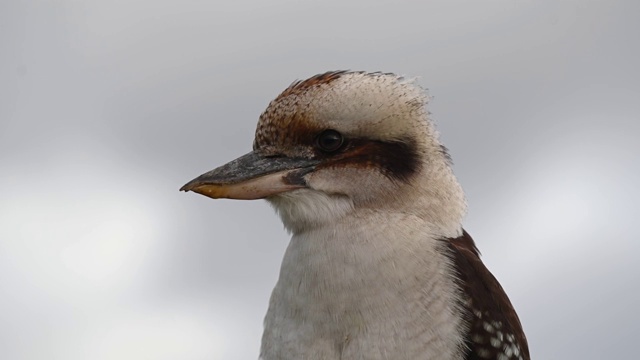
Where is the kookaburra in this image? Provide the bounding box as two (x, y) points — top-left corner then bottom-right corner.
(181, 71), (530, 359)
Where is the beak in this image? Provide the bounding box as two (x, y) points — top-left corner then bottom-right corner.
(180, 151), (319, 200)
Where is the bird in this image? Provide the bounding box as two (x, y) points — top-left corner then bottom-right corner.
(180, 71), (530, 360)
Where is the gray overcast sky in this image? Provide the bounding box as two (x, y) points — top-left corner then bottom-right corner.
(1, 1), (639, 359)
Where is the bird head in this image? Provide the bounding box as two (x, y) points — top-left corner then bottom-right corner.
(181, 71), (466, 234)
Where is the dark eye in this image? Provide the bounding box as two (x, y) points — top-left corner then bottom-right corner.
(316, 129), (344, 152)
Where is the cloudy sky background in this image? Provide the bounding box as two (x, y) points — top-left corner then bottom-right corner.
(1, 1), (639, 359)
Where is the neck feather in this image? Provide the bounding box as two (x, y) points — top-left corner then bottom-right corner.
(261, 210), (467, 359)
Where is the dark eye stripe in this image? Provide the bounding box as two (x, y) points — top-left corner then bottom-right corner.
(316, 137), (421, 183)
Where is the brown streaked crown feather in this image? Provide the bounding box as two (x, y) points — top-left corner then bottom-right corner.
(254, 70), (357, 152)
(276, 70), (355, 100)
(443, 230), (530, 360)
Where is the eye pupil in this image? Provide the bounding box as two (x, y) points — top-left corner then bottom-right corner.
(317, 130), (344, 152)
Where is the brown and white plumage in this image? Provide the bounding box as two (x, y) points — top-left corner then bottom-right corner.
(181, 71), (529, 359)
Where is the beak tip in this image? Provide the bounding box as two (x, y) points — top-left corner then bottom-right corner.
(179, 182), (195, 192)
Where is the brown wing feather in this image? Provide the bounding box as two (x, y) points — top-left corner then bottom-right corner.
(444, 230), (530, 360)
